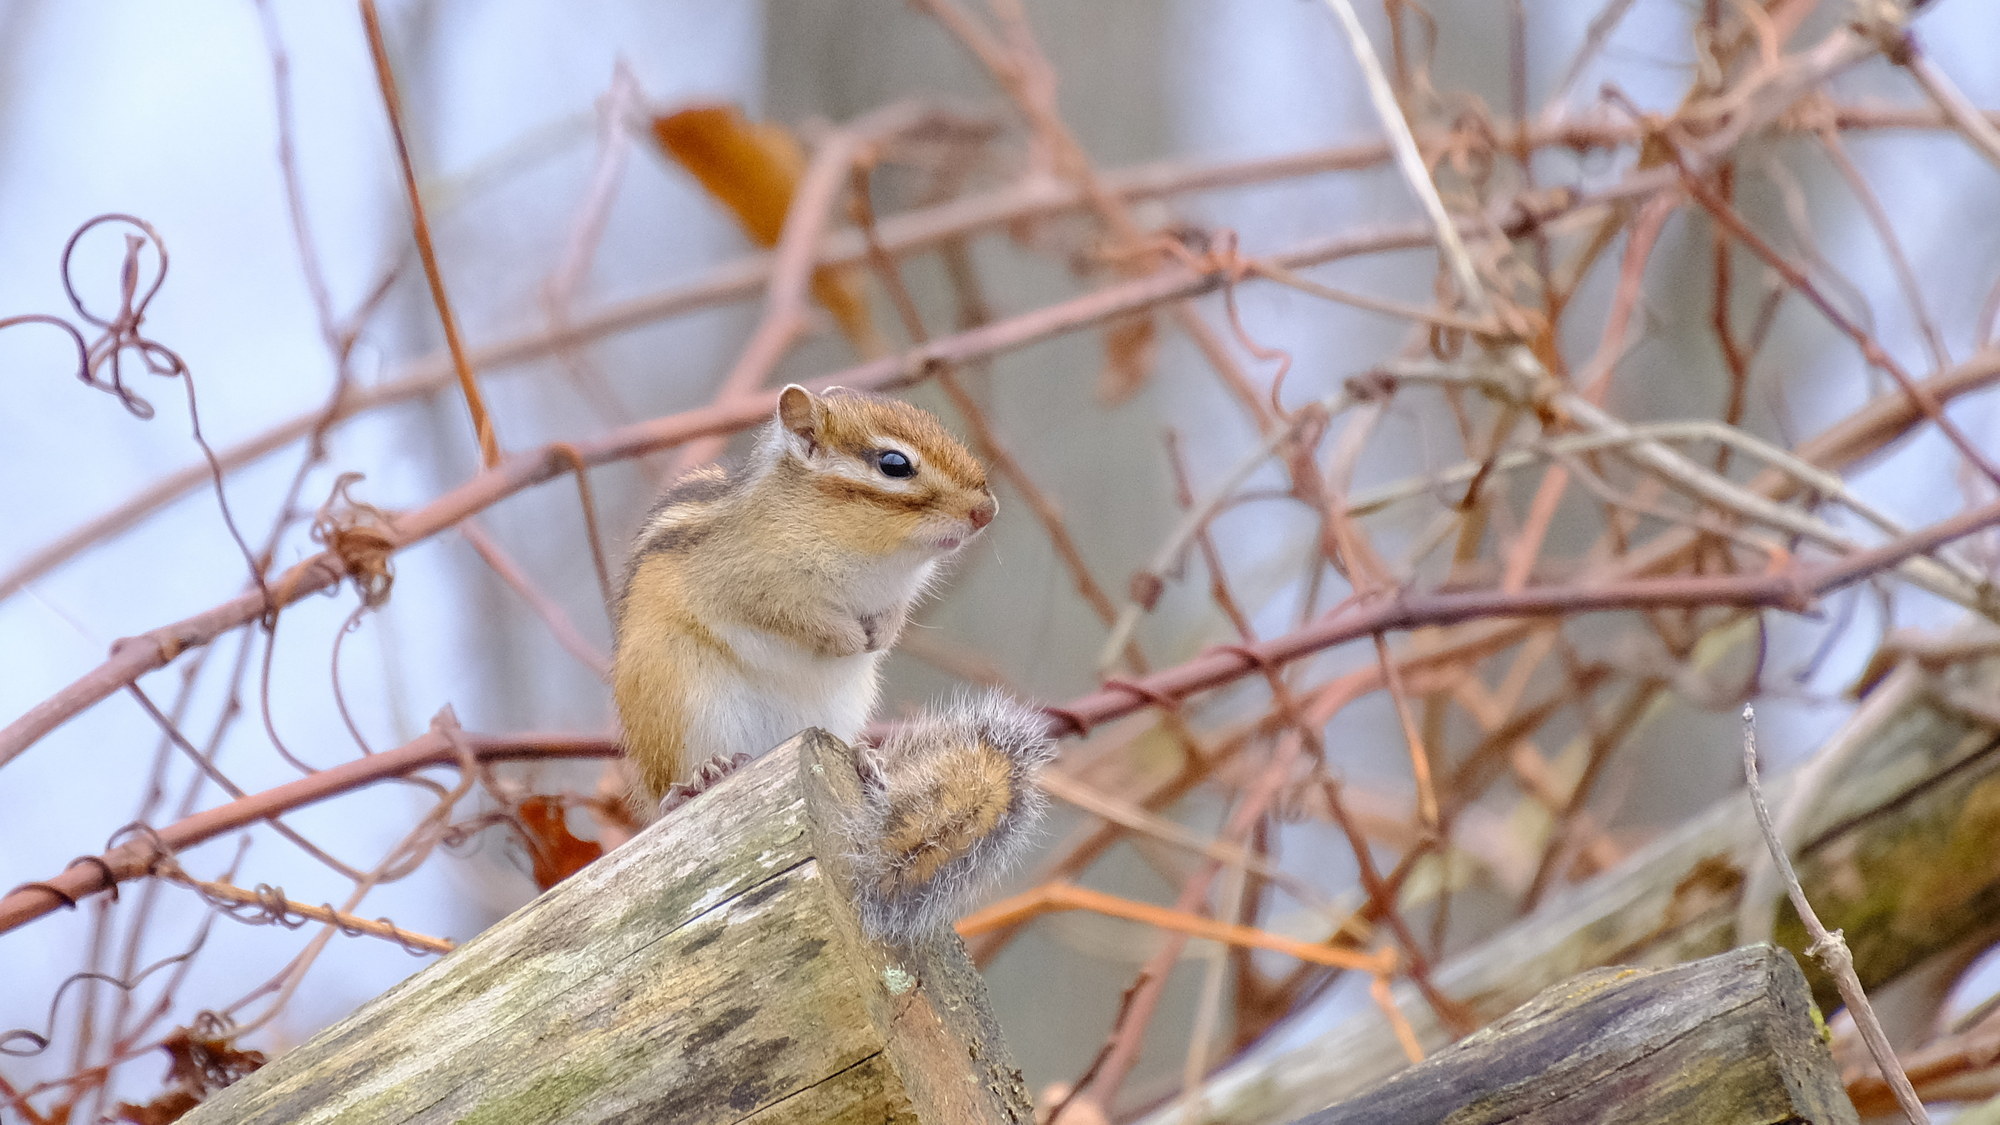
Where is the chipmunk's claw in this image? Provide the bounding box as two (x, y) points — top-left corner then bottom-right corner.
(657, 753), (755, 816)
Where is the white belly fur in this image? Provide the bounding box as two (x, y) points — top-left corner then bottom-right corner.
(690, 622), (884, 760)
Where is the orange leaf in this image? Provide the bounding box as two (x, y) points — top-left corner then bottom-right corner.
(652, 104), (804, 248)
(652, 103), (883, 356)
(1099, 314), (1157, 403)
(113, 1027), (267, 1123)
(516, 795), (605, 890)
(114, 1093), (198, 1125)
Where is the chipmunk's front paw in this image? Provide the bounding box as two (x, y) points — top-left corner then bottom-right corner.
(657, 753), (755, 816)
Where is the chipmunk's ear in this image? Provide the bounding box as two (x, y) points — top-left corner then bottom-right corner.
(777, 384), (821, 457)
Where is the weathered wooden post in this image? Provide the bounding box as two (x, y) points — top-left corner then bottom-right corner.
(183, 729), (1035, 1124)
(1297, 945), (1857, 1125)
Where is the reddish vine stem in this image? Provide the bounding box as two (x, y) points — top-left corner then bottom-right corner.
(358, 0), (501, 469)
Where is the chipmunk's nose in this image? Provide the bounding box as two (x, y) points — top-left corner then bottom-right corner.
(968, 496), (996, 530)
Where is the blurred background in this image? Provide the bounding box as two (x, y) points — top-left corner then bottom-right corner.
(4, 1), (2000, 1121)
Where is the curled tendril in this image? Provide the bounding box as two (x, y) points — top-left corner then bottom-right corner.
(2, 215), (275, 614)
(309, 472), (397, 608)
(0, 944), (204, 1058)
(62, 212), (183, 418)
(104, 820), (174, 868)
(0, 312), (90, 389)
(0, 213), (182, 418)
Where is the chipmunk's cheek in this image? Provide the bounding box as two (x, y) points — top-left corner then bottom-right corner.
(924, 496), (993, 553)
(923, 527), (968, 553)
(909, 510), (973, 554)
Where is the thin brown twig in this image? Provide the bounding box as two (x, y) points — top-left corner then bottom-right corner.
(1174, 438), (1454, 1041)
(1812, 124), (1950, 372)
(458, 521), (610, 679)
(1372, 631), (1440, 829)
(1319, 0), (1490, 317)
(123, 684), (363, 882)
(1898, 37), (2000, 174)
(1651, 109), (2000, 489)
(1742, 703), (1930, 1125)
(549, 443), (615, 618)
(160, 868), (453, 956)
(192, 710), (482, 1038)
(539, 61), (649, 437)
(955, 882), (1393, 973)
(358, 0), (501, 468)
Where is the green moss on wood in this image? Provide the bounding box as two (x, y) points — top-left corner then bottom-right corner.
(1776, 759), (2000, 1011)
(461, 1063), (607, 1125)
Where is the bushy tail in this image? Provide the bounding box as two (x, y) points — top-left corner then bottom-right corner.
(844, 690), (1057, 943)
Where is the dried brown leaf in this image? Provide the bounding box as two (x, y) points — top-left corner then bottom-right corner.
(517, 795), (605, 890)
(112, 1027), (267, 1123)
(1099, 313), (1157, 403)
(113, 1092), (198, 1125)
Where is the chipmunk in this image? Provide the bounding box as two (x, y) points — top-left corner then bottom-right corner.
(613, 383), (1055, 940)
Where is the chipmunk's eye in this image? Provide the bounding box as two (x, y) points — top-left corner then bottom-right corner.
(876, 450), (916, 479)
